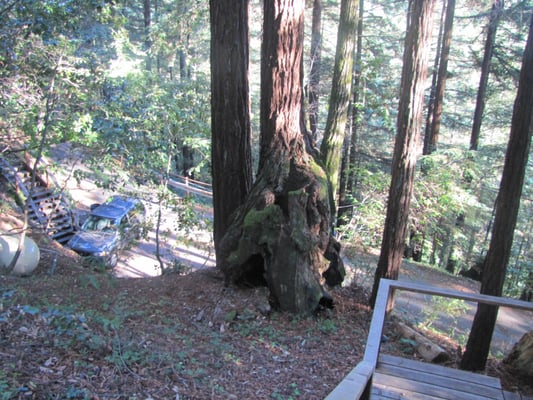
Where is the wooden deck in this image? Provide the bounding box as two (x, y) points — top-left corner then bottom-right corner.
(325, 279), (533, 400)
(373, 354), (504, 399)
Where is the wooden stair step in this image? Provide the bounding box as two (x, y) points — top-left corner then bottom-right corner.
(48, 221), (75, 232)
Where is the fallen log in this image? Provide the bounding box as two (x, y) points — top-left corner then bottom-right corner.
(397, 322), (450, 363)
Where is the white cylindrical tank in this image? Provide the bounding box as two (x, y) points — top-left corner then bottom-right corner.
(0, 234), (40, 276)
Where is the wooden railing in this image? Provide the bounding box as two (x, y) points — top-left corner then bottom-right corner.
(325, 279), (533, 400)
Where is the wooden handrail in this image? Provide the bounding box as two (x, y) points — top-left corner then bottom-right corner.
(325, 278), (533, 400)
(365, 280), (533, 369)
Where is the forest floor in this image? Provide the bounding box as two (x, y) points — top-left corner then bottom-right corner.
(1, 144), (532, 399)
(2, 213), (533, 399)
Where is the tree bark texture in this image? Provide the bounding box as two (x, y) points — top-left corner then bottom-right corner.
(337, 133), (351, 226)
(425, 0), (455, 155)
(370, 0), (436, 309)
(461, 14), (533, 372)
(503, 331), (533, 379)
(308, 0), (322, 145)
(320, 0), (359, 204)
(144, 0), (152, 71)
(339, 0), (365, 227)
(219, 0), (344, 315)
(210, 0), (253, 260)
(470, 0), (504, 151)
(346, 0), (364, 197)
(423, 0), (446, 156)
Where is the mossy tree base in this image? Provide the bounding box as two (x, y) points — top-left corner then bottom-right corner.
(219, 152), (344, 315)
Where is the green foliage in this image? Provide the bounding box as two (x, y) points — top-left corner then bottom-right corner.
(417, 296), (470, 348)
(317, 318), (338, 335)
(271, 382), (301, 400)
(413, 150), (490, 269)
(1, 0), (211, 184)
(162, 259), (193, 275)
(337, 168), (388, 248)
(421, 297), (469, 329)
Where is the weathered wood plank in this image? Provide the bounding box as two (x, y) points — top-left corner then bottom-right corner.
(379, 354), (501, 388)
(371, 386), (411, 399)
(377, 355), (502, 398)
(502, 392), (533, 400)
(389, 280), (533, 312)
(324, 361), (374, 400)
(373, 371), (503, 400)
(363, 279), (392, 365)
(502, 392), (522, 400)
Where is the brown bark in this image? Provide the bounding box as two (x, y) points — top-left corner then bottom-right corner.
(339, 0), (365, 227)
(210, 0), (253, 259)
(308, 0), (322, 145)
(337, 131), (350, 226)
(424, 0), (455, 155)
(370, 0), (436, 309)
(320, 0), (359, 203)
(461, 14), (533, 371)
(470, 0), (504, 151)
(503, 331), (533, 379)
(346, 0), (364, 197)
(423, 0), (446, 156)
(144, 0), (152, 71)
(219, 0), (343, 314)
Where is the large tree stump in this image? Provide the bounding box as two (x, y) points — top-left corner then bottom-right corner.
(503, 331), (533, 379)
(219, 154), (344, 314)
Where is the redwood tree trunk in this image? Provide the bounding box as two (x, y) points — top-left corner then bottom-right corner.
(370, 0), (436, 309)
(461, 14), (533, 372)
(470, 0), (504, 151)
(219, 0), (343, 314)
(423, 0), (446, 156)
(340, 0), (365, 225)
(320, 0), (359, 203)
(210, 0), (253, 258)
(143, 0), (152, 71)
(425, 0), (455, 155)
(308, 0), (322, 145)
(347, 0), (364, 196)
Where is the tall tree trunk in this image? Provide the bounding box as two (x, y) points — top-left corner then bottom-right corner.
(320, 0), (359, 208)
(346, 0), (364, 197)
(337, 127), (351, 226)
(308, 0), (322, 145)
(470, 0), (504, 151)
(220, 0), (344, 315)
(210, 0), (253, 260)
(143, 0), (152, 71)
(461, 14), (533, 372)
(424, 0), (455, 155)
(370, 0), (436, 309)
(338, 0), (365, 227)
(182, 144), (194, 179)
(423, 1), (446, 156)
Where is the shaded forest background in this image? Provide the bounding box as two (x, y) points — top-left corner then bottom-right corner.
(1, 0), (532, 299)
